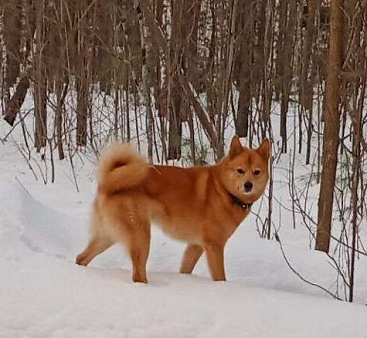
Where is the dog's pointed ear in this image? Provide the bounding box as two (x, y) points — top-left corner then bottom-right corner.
(257, 138), (270, 160)
(229, 136), (242, 158)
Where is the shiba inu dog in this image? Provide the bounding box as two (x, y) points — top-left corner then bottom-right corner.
(76, 136), (270, 283)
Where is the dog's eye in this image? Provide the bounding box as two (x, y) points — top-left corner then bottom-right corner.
(237, 168), (245, 174)
(253, 170), (261, 176)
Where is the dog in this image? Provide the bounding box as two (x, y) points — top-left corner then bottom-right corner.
(76, 136), (270, 283)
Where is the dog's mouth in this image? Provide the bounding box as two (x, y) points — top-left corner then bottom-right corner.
(242, 191), (253, 196)
(236, 188), (259, 205)
(235, 188), (254, 202)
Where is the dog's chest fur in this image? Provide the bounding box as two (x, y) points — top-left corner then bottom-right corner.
(142, 165), (250, 244)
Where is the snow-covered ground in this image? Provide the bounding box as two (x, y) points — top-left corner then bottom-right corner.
(1, 116), (367, 337)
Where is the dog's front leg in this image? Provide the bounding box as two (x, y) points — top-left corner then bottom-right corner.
(203, 241), (226, 281)
(180, 244), (204, 274)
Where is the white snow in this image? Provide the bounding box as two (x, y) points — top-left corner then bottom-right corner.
(1, 119), (367, 338)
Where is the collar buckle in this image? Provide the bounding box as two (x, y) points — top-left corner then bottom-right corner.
(230, 194), (253, 210)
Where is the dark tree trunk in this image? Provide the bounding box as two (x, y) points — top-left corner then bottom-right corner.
(4, 77), (30, 126)
(4, 0), (22, 89)
(34, 79), (47, 151)
(235, 1), (251, 138)
(34, 0), (47, 151)
(315, 0), (344, 253)
(76, 73), (88, 147)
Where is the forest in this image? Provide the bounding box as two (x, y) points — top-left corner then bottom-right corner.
(1, 0), (367, 304)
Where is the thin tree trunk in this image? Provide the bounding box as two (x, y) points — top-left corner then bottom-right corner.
(303, 0), (317, 163)
(167, 0), (184, 160)
(55, 80), (68, 160)
(75, 1), (89, 147)
(135, 0), (153, 163)
(315, 0), (344, 253)
(348, 46), (366, 300)
(349, 107), (362, 303)
(34, 0), (47, 151)
(219, 0), (238, 159)
(279, 0), (296, 154)
(125, 75), (131, 142)
(76, 72), (88, 147)
(236, 0), (252, 139)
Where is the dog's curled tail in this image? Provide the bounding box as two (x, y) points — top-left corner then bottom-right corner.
(97, 143), (149, 194)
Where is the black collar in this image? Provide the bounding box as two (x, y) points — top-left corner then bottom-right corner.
(230, 194), (253, 210)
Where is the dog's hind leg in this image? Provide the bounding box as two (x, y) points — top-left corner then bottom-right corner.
(126, 220), (151, 283)
(179, 244), (203, 274)
(76, 234), (113, 266)
(104, 199), (151, 283)
(76, 200), (114, 266)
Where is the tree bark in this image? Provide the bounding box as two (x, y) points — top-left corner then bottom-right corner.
(76, 68), (88, 147)
(235, 1), (251, 138)
(4, 76), (30, 126)
(315, 0), (344, 253)
(4, 0), (22, 89)
(167, 0), (185, 160)
(75, 0), (90, 147)
(34, 0), (47, 151)
(135, 0), (154, 163)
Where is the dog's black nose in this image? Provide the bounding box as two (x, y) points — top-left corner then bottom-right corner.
(244, 181), (253, 192)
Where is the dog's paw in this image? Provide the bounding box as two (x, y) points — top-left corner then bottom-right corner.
(132, 273), (148, 284)
(75, 253), (88, 266)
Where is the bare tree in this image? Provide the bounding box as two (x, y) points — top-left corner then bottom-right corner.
(33, 0), (47, 151)
(315, 0), (344, 253)
(0, 1), (367, 302)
